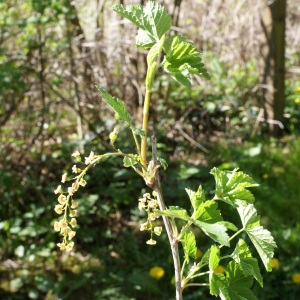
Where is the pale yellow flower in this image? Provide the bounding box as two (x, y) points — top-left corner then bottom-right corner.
(295, 86), (300, 93)
(54, 185), (63, 194)
(146, 238), (157, 245)
(153, 226), (162, 236)
(72, 151), (80, 158)
(294, 98), (300, 104)
(61, 173), (68, 183)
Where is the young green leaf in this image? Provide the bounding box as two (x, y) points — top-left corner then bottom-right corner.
(123, 154), (139, 168)
(231, 239), (263, 287)
(193, 220), (230, 246)
(209, 273), (228, 298)
(193, 200), (223, 223)
(210, 167), (259, 207)
(154, 206), (189, 221)
(237, 204), (277, 271)
(96, 86), (131, 125)
(181, 231), (197, 263)
(209, 245), (221, 271)
(113, 1), (172, 49)
(163, 35), (210, 86)
(224, 261), (258, 300)
(186, 185), (205, 210)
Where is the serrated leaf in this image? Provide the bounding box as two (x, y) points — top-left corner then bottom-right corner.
(193, 220), (230, 246)
(123, 154), (139, 168)
(224, 261), (258, 300)
(113, 1), (172, 49)
(237, 204), (277, 271)
(186, 186), (205, 210)
(209, 245), (220, 270)
(96, 86), (131, 124)
(181, 231), (197, 263)
(154, 206), (189, 221)
(219, 221), (238, 232)
(157, 157), (168, 170)
(194, 200), (223, 223)
(231, 239), (263, 287)
(210, 168), (259, 207)
(163, 35), (209, 86)
(210, 273), (228, 298)
(130, 126), (145, 137)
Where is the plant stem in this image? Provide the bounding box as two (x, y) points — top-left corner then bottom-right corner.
(152, 135), (183, 300)
(141, 89), (151, 168)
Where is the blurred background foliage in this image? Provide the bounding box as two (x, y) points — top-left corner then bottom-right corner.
(1, 0), (300, 299)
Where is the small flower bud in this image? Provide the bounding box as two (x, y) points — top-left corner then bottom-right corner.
(59, 219), (68, 228)
(54, 204), (63, 214)
(69, 210), (77, 217)
(72, 165), (78, 173)
(70, 218), (77, 228)
(71, 202), (79, 209)
(54, 221), (61, 232)
(154, 226), (162, 236)
(140, 222), (148, 231)
(54, 185), (63, 194)
(57, 194), (67, 205)
(146, 239), (157, 245)
(66, 241), (74, 252)
(57, 242), (67, 251)
(79, 178), (87, 187)
(72, 151), (80, 158)
(68, 230), (76, 240)
(61, 173), (68, 183)
(61, 226), (71, 235)
(68, 187), (75, 196)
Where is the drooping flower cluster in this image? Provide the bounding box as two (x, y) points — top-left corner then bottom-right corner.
(53, 150), (96, 251)
(138, 192), (162, 245)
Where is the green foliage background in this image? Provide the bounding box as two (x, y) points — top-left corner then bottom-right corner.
(1, 0), (300, 299)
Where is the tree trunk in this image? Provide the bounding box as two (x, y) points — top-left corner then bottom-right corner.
(259, 0), (286, 136)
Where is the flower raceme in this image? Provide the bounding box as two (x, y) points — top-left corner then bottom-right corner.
(53, 150), (93, 251)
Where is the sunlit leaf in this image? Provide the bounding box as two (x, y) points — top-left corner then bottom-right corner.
(231, 239), (263, 287)
(95, 86), (131, 124)
(113, 1), (172, 49)
(186, 185), (205, 210)
(237, 204), (277, 271)
(154, 206), (189, 221)
(210, 168), (259, 207)
(181, 231), (197, 263)
(209, 245), (220, 270)
(163, 35), (209, 86)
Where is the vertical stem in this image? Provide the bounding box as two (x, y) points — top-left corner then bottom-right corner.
(141, 89), (151, 168)
(152, 135), (183, 300)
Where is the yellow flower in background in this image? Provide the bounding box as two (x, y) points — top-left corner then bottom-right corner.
(196, 249), (203, 259)
(262, 173), (269, 179)
(214, 265), (225, 274)
(270, 258), (279, 269)
(292, 273), (300, 284)
(149, 266), (165, 280)
(294, 98), (300, 104)
(295, 86), (300, 93)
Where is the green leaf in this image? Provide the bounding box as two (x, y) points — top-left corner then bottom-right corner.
(157, 157), (168, 170)
(193, 200), (223, 223)
(96, 86), (131, 124)
(219, 221), (238, 232)
(210, 168), (259, 207)
(181, 231), (197, 263)
(231, 239), (263, 287)
(224, 261), (258, 300)
(210, 273), (228, 298)
(130, 126), (145, 138)
(237, 204), (277, 271)
(163, 35), (210, 86)
(113, 1), (172, 49)
(154, 206), (189, 221)
(123, 154), (139, 168)
(186, 185), (205, 210)
(209, 245), (220, 270)
(193, 220), (230, 246)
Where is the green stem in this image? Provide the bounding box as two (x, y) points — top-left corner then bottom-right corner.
(141, 89), (151, 168)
